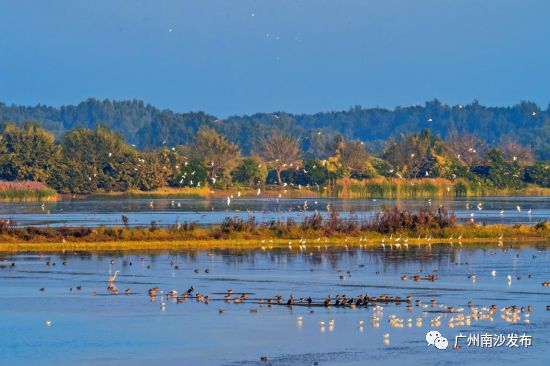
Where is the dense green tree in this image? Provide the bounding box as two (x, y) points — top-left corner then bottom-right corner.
(58, 126), (148, 193)
(473, 149), (524, 189)
(231, 157), (267, 186)
(190, 127), (241, 183)
(172, 159), (208, 188)
(275, 159), (332, 187)
(303, 159), (332, 185)
(0, 122), (60, 183)
(523, 162), (550, 188)
(138, 149), (177, 190)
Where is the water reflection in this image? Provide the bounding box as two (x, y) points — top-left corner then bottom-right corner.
(1, 196), (548, 227)
(0, 244), (548, 365)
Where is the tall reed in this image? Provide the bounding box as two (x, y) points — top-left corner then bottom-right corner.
(335, 178), (488, 198)
(0, 181), (57, 201)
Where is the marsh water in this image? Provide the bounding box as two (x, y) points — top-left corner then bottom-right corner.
(1, 196), (549, 227)
(1, 197), (549, 365)
(1, 244), (549, 366)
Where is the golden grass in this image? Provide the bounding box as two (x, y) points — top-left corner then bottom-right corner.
(91, 187), (212, 199)
(1, 228), (547, 253)
(90, 185), (323, 199)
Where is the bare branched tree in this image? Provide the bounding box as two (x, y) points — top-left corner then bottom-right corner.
(339, 140), (369, 177)
(500, 137), (534, 166)
(446, 130), (484, 167)
(258, 133), (301, 185)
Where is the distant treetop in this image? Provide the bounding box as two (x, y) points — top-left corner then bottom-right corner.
(0, 98), (548, 159)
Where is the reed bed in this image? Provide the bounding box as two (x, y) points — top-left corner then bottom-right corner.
(335, 178), (491, 198)
(0, 181), (57, 201)
(335, 178), (550, 198)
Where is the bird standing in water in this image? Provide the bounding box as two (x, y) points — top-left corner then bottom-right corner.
(108, 271), (120, 283)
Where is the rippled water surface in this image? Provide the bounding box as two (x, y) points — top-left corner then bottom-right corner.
(1, 196), (548, 227)
(1, 244), (549, 365)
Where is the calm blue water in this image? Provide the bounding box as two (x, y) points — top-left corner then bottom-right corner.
(0, 196), (548, 227)
(0, 244), (549, 365)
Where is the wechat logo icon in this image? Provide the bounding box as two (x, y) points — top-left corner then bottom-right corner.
(426, 330), (449, 350)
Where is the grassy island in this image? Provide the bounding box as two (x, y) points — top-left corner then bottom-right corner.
(1, 207), (547, 253)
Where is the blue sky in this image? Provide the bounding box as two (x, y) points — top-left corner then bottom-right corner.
(1, 0), (549, 117)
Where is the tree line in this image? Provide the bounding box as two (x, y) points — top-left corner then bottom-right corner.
(1, 98), (549, 160)
(0, 122), (548, 194)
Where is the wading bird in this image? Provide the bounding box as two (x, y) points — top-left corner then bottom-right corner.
(108, 270), (120, 283)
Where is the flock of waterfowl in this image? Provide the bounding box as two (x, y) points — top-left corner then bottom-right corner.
(2, 236), (548, 355)
(97, 239), (550, 327)
(133, 274), (545, 350)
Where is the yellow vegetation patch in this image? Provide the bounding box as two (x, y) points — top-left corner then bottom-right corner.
(0, 233), (547, 253)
